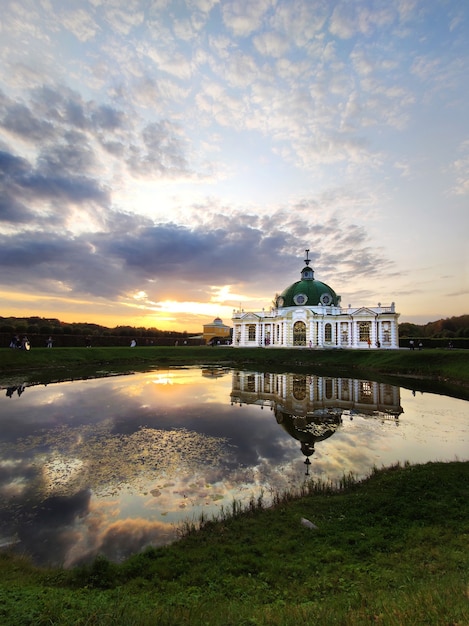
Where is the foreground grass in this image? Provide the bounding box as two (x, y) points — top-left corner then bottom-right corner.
(0, 461), (468, 625)
(1, 345), (469, 393)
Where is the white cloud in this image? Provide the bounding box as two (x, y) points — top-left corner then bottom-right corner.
(449, 140), (469, 196)
(102, 3), (145, 36)
(59, 7), (101, 42)
(221, 0), (274, 37)
(252, 31), (289, 58)
(329, 1), (395, 39)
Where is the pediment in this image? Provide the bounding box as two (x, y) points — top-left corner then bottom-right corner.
(240, 313), (261, 321)
(353, 307), (376, 316)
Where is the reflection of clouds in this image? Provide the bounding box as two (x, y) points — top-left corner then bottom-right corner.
(310, 415), (401, 480)
(10, 489), (93, 568)
(0, 457), (37, 505)
(1, 371), (467, 568)
(99, 518), (176, 562)
(115, 369), (231, 407)
(64, 511), (176, 567)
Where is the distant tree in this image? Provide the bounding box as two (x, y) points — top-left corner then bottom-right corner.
(398, 323), (423, 338)
(114, 326), (134, 337)
(400, 315), (469, 339)
(442, 319), (456, 332)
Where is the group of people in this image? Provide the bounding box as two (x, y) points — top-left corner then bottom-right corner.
(9, 335), (30, 350)
(8, 335), (55, 349)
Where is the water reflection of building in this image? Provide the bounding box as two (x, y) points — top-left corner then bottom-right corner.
(201, 367), (229, 378)
(230, 371), (403, 473)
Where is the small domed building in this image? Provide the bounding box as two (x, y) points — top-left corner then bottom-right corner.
(203, 317), (232, 345)
(232, 251), (399, 349)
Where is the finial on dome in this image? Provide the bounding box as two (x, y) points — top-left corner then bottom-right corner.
(301, 249), (314, 280)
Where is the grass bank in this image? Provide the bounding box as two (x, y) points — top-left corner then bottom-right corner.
(0, 461), (468, 625)
(1, 346), (469, 397)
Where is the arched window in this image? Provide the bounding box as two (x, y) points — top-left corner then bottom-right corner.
(293, 321), (306, 346)
(325, 323), (332, 342)
(359, 322), (371, 342)
(293, 375), (307, 400)
(248, 325), (256, 341)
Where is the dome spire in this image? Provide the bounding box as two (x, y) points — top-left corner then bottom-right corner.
(301, 249), (314, 280)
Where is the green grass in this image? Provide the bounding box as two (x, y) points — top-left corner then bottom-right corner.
(0, 461), (468, 625)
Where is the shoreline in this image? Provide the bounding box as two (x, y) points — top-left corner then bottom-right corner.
(1, 345), (468, 394)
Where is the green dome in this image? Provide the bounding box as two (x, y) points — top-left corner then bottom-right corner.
(276, 264), (340, 308)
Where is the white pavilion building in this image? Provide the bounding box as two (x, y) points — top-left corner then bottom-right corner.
(232, 251), (399, 349)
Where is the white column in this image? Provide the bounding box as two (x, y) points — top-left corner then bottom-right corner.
(391, 318), (398, 348)
(317, 376), (323, 401)
(371, 319), (377, 347)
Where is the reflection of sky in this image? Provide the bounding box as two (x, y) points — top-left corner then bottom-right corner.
(0, 370), (468, 568)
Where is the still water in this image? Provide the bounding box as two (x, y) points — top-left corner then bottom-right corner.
(0, 368), (468, 568)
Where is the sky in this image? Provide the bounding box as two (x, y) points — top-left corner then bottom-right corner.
(0, 0), (468, 333)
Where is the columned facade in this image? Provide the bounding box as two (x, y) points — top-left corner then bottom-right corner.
(233, 305), (399, 349)
(232, 251), (399, 349)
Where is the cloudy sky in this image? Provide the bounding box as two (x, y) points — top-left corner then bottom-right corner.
(0, 0), (467, 332)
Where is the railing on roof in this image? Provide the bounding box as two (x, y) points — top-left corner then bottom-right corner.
(232, 302), (396, 319)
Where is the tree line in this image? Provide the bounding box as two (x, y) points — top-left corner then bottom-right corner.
(0, 316), (191, 339)
(398, 314), (469, 339)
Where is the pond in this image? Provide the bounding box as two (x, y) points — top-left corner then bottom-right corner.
(0, 368), (468, 568)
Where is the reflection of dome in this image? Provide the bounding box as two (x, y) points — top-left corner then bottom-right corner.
(274, 407), (342, 458)
(275, 251), (340, 308)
